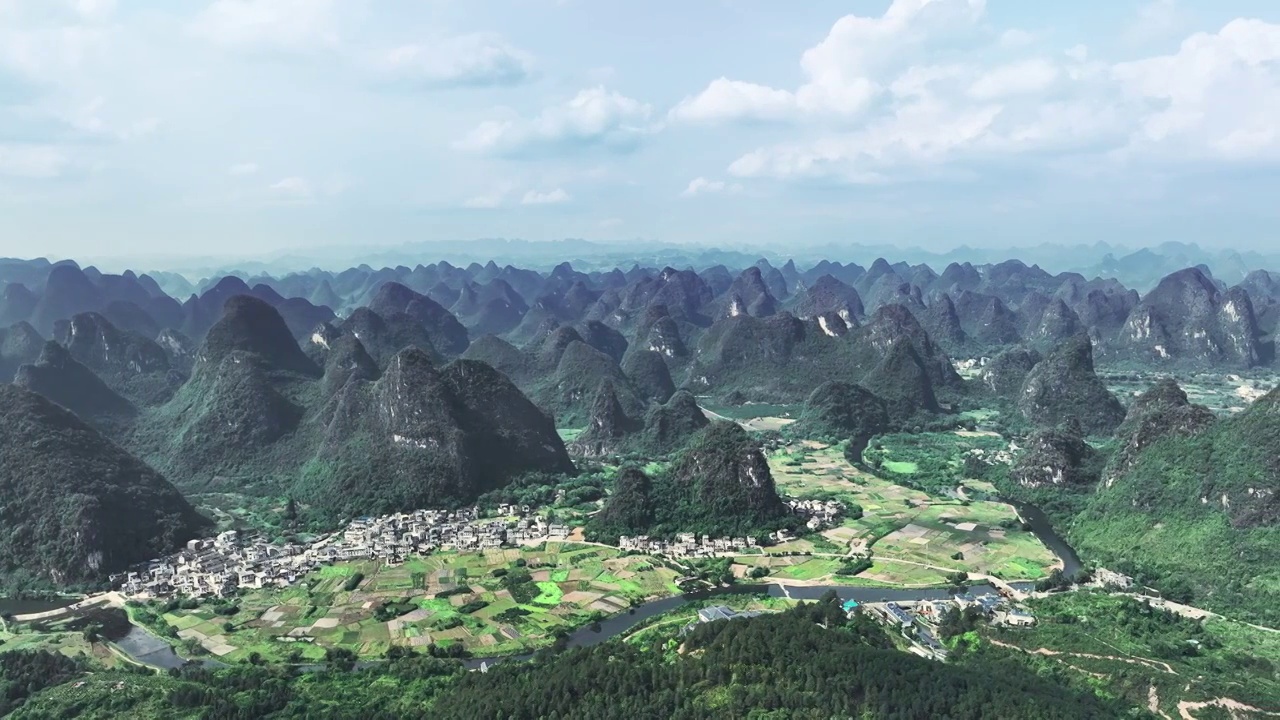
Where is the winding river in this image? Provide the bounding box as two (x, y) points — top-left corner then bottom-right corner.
(2, 502), (1080, 672)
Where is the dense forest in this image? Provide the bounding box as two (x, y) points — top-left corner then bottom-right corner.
(2, 596), (1134, 719)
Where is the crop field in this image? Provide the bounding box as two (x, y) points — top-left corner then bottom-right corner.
(1100, 370), (1278, 415)
(0, 610), (135, 669)
(154, 543), (684, 662)
(862, 431), (1008, 495)
(766, 443), (1056, 583)
(0, 626), (125, 668)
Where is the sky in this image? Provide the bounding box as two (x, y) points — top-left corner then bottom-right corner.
(2, 0), (1280, 262)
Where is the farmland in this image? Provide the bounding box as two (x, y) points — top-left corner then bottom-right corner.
(753, 441), (1057, 586)
(152, 543), (685, 662)
(1100, 369), (1275, 415)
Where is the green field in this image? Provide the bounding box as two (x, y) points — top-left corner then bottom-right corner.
(557, 427), (585, 443)
(150, 543), (684, 662)
(763, 442), (1056, 583)
(863, 431), (1007, 495)
(881, 460), (918, 474)
(1100, 369), (1275, 416)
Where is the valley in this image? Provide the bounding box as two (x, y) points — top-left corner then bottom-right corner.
(4, 249), (1280, 720)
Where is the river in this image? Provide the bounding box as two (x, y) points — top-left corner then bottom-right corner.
(1009, 501), (1083, 577)
(462, 581), (1016, 670)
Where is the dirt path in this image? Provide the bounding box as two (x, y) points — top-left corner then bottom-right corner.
(1177, 698), (1280, 720)
(987, 637), (1177, 675)
(1150, 685), (1174, 720)
(10, 592), (124, 623)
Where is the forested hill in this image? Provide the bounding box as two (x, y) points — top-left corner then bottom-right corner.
(0, 384), (207, 586)
(2, 597), (1132, 719)
(1069, 384), (1280, 623)
(431, 602), (1126, 720)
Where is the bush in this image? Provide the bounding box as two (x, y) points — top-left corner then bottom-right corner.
(457, 600), (489, 615)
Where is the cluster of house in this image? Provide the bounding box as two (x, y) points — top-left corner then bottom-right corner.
(618, 533), (760, 557)
(863, 592), (1037, 660)
(113, 506), (572, 599)
(617, 499), (844, 557)
(786, 498), (844, 531)
(679, 605), (769, 635)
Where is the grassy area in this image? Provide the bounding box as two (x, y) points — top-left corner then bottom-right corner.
(881, 460), (918, 474)
(0, 620), (129, 669)
(557, 427), (585, 443)
(150, 543), (685, 662)
(1100, 370), (1275, 416)
(765, 443), (1056, 583)
(863, 431), (1008, 495)
(986, 591), (1280, 716)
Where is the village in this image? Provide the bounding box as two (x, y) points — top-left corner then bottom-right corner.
(860, 592), (1038, 661)
(114, 498), (847, 601)
(619, 498), (845, 556)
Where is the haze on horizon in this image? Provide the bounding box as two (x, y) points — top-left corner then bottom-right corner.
(2, 0), (1279, 261)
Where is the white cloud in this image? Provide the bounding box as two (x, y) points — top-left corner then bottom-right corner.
(0, 21), (112, 84)
(378, 34), (533, 87)
(72, 0), (114, 21)
(268, 176), (312, 200)
(457, 86), (653, 157)
(682, 176), (742, 197)
(1124, 0), (1187, 47)
(462, 181), (514, 208)
(0, 144), (70, 178)
(968, 59), (1059, 99)
(698, 5), (1280, 184)
(1113, 18), (1280, 160)
(671, 0), (985, 125)
(1000, 28), (1034, 48)
(192, 0), (342, 51)
(229, 162), (259, 176)
(669, 78), (797, 123)
(521, 187), (570, 205)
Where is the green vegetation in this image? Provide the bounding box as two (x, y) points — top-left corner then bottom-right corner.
(0, 650), (88, 716)
(762, 442), (1055, 583)
(862, 431), (1007, 497)
(1068, 387), (1280, 624)
(1, 595), (1138, 719)
(1017, 335), (1125, 435)
(988, 591), (1280, 715)
(588, 423), (801, 542)
(147, 544), (683, 662)
(0, 384), (207, 591)
(422, 594), (1129, 719)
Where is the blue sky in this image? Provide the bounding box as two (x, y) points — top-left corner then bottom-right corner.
(2, 0), (1280, 261)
